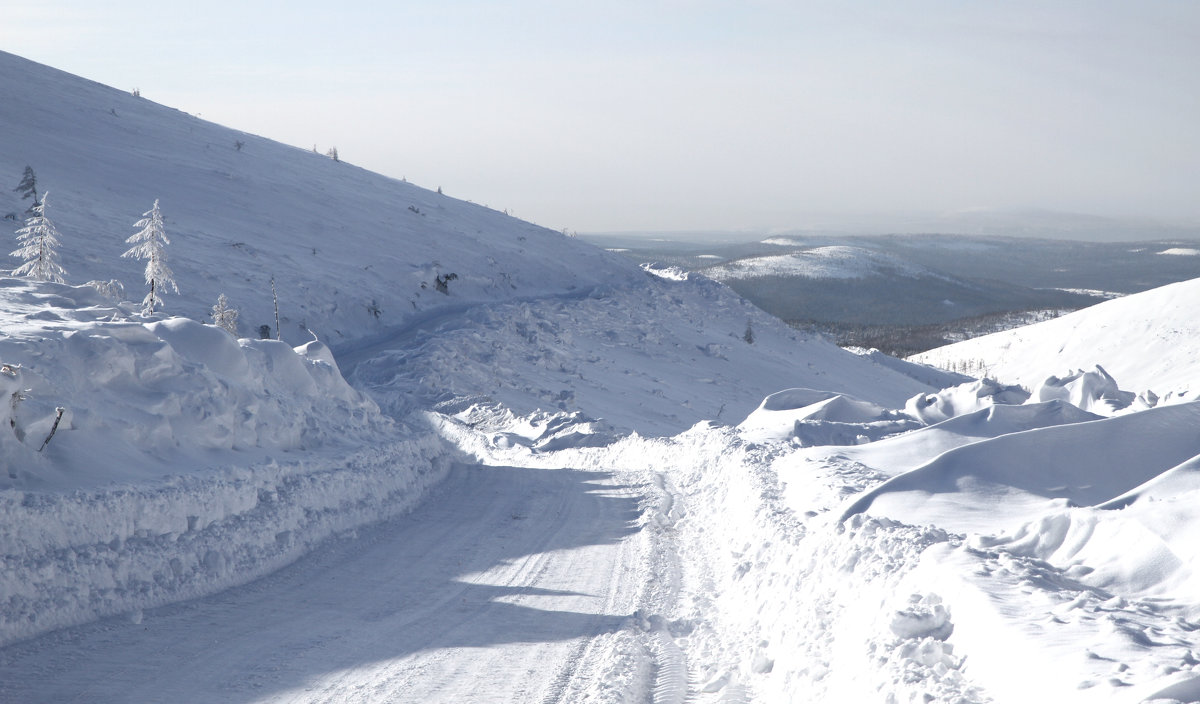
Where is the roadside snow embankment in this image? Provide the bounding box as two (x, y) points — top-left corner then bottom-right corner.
(0, 437), (451, 648)
(0, 280), (454, 647)
(0, 281), (389, 488)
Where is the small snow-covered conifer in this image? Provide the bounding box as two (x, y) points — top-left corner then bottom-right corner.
(11, 191), (67, 283)
(211, 293), (239, 335)
(122, 199), (178, 314)
(13, 166), (38, 213)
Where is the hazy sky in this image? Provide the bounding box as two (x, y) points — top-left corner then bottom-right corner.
(4, 1), (1198, 232)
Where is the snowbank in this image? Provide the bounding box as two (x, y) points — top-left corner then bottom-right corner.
(817, 400), (1103, 479)
(841, 401), (1200, 534)
(0, 279), (456, 646)
(0, 281), (388, 491)
(0, 435), (453, 647)
(738, 388), (919, 445)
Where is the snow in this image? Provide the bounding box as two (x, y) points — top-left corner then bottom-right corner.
(4, 49), (1200, 704)
(912, 276), (1200, 398)
(706, 245), (947, 281)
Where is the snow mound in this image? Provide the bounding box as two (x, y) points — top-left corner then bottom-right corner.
(889, 593), (954, 640)
(840, 401), (1200, 533)
(826, 400), (1103, 478)
(904, 378), (1029, 424)
(973, 453), (1200, 606)
(1028, 364), (1135, 415)
(444, 403), (620, 453)
(738, 389), (918, 444)
(706, 246), (945, 281)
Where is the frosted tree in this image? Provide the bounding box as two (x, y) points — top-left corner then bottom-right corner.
(13, 166), (38, 213)
(122, 199), (178, 314)
(11, 191), (68, 283)
(211, 293), (239, 335)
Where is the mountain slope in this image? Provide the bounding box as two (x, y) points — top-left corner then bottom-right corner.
(911, 276), (1200, 396)
(0, 50), (640, 348)
(0, 51), (941, 653)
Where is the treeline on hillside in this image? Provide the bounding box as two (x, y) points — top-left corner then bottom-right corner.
(723, 274), (1096, 328)
(793, 308), (1075, 358)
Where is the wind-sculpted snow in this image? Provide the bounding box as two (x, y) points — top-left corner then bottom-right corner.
(1028, 364), (1137, 415)
(903, 377), (1029, 424)
(840, 401), (1200, 533)
(737, 389), (920, 444)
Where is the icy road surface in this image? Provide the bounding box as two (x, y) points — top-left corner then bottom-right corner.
(0, 463), (668, 703)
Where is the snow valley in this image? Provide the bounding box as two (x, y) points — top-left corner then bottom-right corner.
(2, 49), (1200, 704)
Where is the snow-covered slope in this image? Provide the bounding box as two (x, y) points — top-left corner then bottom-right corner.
(912, 276), (1200, 398)
(6, 50), (1200, 704)
(0, 51), (938, 653)
(0, 50), (640, 348)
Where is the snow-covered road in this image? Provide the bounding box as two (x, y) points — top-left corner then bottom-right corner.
(0, 463), (663, 703)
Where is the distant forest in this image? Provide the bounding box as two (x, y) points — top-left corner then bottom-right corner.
(793, 309), (1071, 358)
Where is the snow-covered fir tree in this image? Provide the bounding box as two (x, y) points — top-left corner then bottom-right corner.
(12, 166), (38, 213)
(10, 191), (67, 283)
(121, 199), (178, 314)
(211, 293), (238, 335)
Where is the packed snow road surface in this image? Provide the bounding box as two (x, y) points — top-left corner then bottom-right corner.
(0, 463), (671, 703)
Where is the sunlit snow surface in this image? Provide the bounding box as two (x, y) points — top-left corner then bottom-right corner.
(3, 48), (1200, 704)
(705, 245), (950, 281)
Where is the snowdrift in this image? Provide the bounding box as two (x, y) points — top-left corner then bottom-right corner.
(822, 400), (1103, 478)
(1027, 364), (1136, 415)
(840, 401), (1200, 533)
(904, 377), (1029, 424)
(737, 388), (919, 445)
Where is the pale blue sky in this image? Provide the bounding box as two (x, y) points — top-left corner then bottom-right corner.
(4, 1), (1198, 232)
